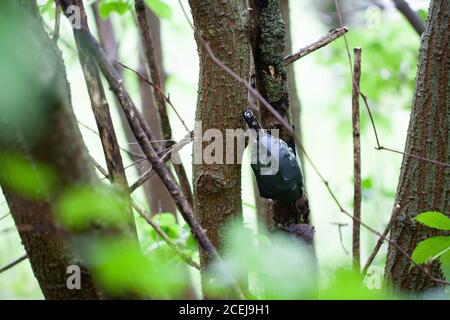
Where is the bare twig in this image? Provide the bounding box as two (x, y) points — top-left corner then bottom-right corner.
(53, 0), (61, 41)
(352, 48), (362, 273)
(130, 133), (193, 193)
(77, 120), (145, 160)
(284, 27), (349, 65)
(0, 254), (28, 274)
(90, 155), (109, 178)
(376, 145), (450, 168)
(332, 222), (349, 255)
(362, 209), (397, 276)
(116, 60), (190, 134)
(393, 0), (425, 35)
(0, 212), (11, 222)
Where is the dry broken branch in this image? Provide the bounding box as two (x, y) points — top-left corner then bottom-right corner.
(283, 27), (349, 65)
(352, 48), (362, 273)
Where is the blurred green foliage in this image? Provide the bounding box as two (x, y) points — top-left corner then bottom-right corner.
(87, 237), (188, 298)
(98, 0), (129, 18)
(96, 0), (172, 19)
(56, 184), (129, 230)
(0, 154), (57, 200)
(319, 16), (420, 136)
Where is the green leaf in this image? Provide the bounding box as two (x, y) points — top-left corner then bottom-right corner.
(416, 211), (450, 230)
(149, 213), (180, 240)
(99, 0), (129, 18)
(439, 250), (450, 281)
(144, 0), (172, 19)
(417, 9), (428, 23)
(361, 177), (373, 190)
(411, 236), (450, 265)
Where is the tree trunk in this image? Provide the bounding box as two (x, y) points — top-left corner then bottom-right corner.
(0, 1), (100, 299)
(188, 0), (251, 291)
(250, 0), (311, 231)
(385, 0), (450, 292)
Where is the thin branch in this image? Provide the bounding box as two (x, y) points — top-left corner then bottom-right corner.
(130, 133), (193, 193)
(332, 222), (349, 255)
(116, 60), (190, 134)
(77, 120), (146, 160)
(90, 155), (109, 178)
(0, 212), (11, 222)
(360, 93), (382, 148)
(284, 26), (349, 65)
(0, 254), (28, 274)
(53, 0), (61, 41)
(376, 145), (450, 168)
(362, 209), (398, 276)
(393, 0), (425, 36)
(352, 48), (362, 273)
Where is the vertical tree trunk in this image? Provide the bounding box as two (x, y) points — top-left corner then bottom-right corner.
(188, 0), (251, 291)
(385, 0), (450, 292)
(253, 0), (306, 230)
(0, 0), (100, 299)
(250, 0), (311, 231)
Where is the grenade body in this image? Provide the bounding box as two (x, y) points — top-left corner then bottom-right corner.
(243, 109), (304, 202)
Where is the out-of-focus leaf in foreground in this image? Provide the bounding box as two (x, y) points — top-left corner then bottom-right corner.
(207, 224), (316, 299)
(319, 268), (392, 300)
(0, 153), (57, 200)
(88, 237), (188, 298)
(56, 184), (129, 231)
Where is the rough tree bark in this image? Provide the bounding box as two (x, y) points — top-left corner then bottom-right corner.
(385, 0), (450, 292)
(250, 0), (312, 232)
(188, 0), (251, 288)
(93, 4), (177, 215)
(253, 0), (306, 229)
(0, 1), (100, 299)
